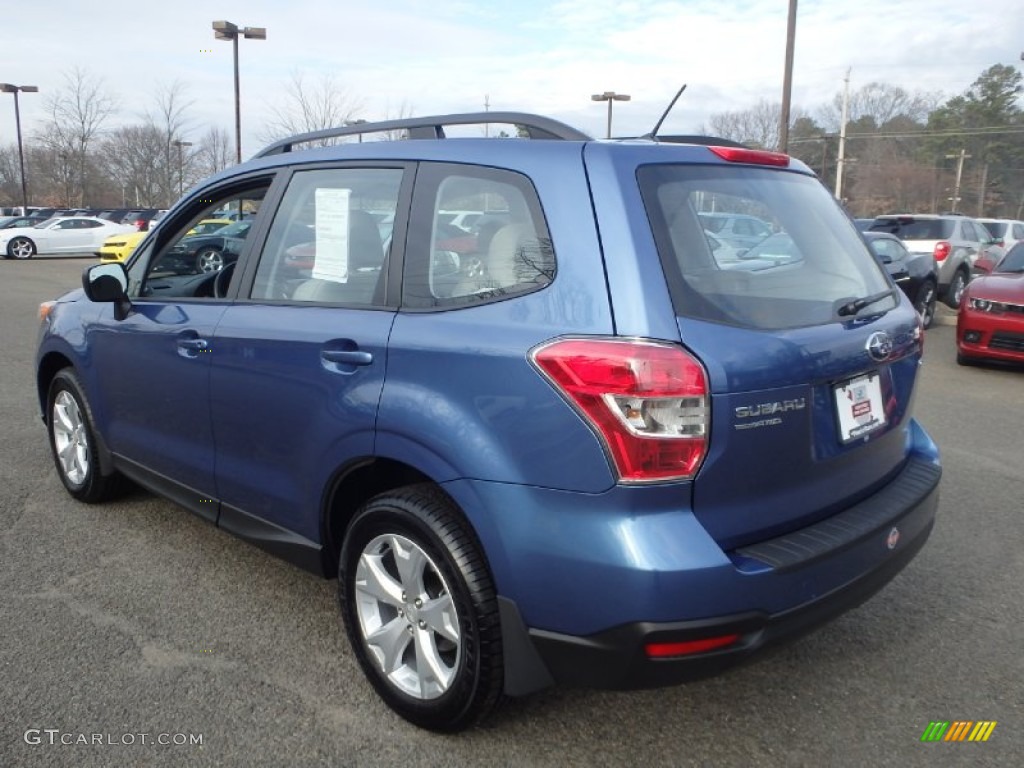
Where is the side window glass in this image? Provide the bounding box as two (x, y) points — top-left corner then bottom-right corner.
(403, 167), (555, 308)
(251, 167), (402, 305)
(137, 184), (270, 300)
(1014, 224), (1024, 239)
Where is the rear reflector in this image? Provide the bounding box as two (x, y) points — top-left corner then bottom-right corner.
(531, 339), (709, 483)
(708, 146), (790, 167)
(645, 634), (741, 658)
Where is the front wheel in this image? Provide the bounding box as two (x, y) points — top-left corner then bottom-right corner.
(8, 236), (36, 259)
(914, 279), (937, 329)
(945, 270), (968, 309)
(338, 485), (504, 732)
(47, 369), (121, 502)
(195, 248), (224, 273)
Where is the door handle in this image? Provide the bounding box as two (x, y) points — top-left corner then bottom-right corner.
(321, 349), (373, 366)
(177, 338), (209, 358)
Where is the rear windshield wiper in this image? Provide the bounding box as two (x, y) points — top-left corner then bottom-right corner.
(836, 289), (894, 317)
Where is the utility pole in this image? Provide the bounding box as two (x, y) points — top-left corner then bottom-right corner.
(484, 94), (490, 137)
(945, 149), (970, 213)
(778, 0), (798, 153)
(834, 68), (851, 200)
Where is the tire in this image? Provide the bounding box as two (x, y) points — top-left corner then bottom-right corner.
(945, 269), (968, 309)
(46, 369), (121, 503)
(914, 279), (937, 329)
(7, 236), (36, 259)
(338, 484), (503, 732)
(195, 248), (224, 273)
(956, 351), (977, 367)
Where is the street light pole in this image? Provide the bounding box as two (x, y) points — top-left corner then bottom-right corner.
(173, 140), (193, 198)
(1, 83), (39, 213)
(591, 91), (631, 139)
(212, 20), (267, 164)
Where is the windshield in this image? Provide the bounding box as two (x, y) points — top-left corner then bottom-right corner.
(217, 221), (250, 238)
(638, 164), (893, 329)
(996, 243), (1024, 273)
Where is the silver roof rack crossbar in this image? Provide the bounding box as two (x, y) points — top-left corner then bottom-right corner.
(255, 111), (592, 158)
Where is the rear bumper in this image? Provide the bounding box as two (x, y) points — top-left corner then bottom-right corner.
(472, 446), (940, 694)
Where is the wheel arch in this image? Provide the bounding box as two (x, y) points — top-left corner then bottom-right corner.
(319, 457), (433, 577)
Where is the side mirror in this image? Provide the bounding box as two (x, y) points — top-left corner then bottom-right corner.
(82, 262), (132, 319)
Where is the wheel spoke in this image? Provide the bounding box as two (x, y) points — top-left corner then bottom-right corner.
(54, 402), (75, 435)
(356, 552), (405, 607)
(365, 615), (412, 675)
(392, 535), (428, 595)
(413, 626), (455, 692)
(418, 593), (460, 644)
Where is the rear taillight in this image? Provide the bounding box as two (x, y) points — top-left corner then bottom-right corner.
(708, 146), (790, 167)
(933, 241), (951, 261)
(531, 339), (709, 483)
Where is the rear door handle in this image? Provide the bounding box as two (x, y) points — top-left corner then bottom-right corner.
(321, 349), (373, 366)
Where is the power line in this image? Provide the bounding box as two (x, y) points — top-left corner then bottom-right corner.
(790, 125), (1024, 144)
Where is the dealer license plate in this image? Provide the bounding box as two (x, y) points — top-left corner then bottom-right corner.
(834, 372), (887, 443)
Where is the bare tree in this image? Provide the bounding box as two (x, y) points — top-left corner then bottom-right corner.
(36, 67), (117, 206)
(100, 124), (166, 206)
(703, 100), (807, 150)
(148, 81), (195, 203)
(258, 71), (364, 147)
(819, 82), (939, 133)
(195, 126), (234, 177)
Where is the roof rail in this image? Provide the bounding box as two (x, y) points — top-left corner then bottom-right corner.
(255, 112), (592, 158)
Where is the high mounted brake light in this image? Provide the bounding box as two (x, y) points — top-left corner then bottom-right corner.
(531, 339), (709, 483)
(708, 146), (790, 167)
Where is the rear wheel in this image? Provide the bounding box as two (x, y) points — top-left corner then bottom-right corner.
(338, 484), (503, 732)
(945, 269), (968, 309)
(8, 236), (35, 259)
(914, 279), (937, 329)
(47, 369), (121, 502)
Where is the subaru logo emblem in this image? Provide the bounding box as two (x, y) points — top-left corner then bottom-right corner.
(887, 527), (900, 550)
(866, 331), (893, 362)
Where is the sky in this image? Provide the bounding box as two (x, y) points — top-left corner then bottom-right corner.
(1, 0), (1022, 158)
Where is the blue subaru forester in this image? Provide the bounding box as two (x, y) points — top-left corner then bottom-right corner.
(36, 113), (940, 731)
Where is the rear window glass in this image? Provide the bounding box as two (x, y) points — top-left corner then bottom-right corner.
(638, 165), (893, 330)
(869, 218), (953, 240)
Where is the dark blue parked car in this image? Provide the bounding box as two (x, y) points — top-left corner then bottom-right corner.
(36, 113), (941, 732)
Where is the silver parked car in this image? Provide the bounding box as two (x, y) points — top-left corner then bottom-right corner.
(868, 214), (996, 308)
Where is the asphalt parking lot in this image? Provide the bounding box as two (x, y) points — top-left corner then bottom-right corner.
(1, 256), (1021, 767)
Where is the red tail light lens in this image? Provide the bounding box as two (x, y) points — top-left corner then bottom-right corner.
(933, 241), (951, 261)
(708, 146), (790, 167)
(531, 339), (709, 483)
(645, 634), (741, 658)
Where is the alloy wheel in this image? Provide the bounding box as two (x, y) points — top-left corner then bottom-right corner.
(52, 390), (90, 485)
(354, 533), (461, 700)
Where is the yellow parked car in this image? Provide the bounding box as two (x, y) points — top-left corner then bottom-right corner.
(98, 230), (146, 262)
(187, 218), (232, 236)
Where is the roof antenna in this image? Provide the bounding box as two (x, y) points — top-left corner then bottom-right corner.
(643, 84), (687, 140)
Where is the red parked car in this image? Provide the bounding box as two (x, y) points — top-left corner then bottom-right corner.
(957, 242), (1024, 366)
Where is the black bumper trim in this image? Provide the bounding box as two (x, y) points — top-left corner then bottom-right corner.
(734, 456), (941, 572)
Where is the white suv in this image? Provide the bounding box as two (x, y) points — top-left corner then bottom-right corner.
(978, 218), (1024, 252)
